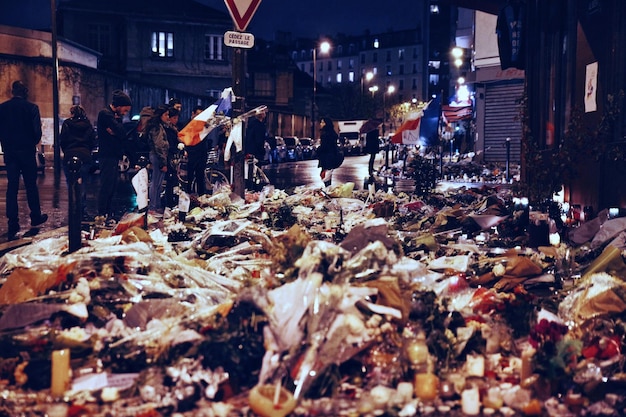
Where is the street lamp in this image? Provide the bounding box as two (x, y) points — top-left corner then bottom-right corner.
(312, 40), (331, 138)
(361, 71), (374, 95)
(383, 85), (396, 134)
(382, 85), (396, 168)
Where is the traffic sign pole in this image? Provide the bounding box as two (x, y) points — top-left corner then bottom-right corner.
(223, 0), (261, 198)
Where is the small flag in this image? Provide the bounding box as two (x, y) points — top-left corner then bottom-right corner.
(178, 87), (234, 147)
(131, 167), (149, 211)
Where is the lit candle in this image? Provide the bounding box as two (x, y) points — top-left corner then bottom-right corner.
(51, 349), (71, 397)
(396, 382), (414, 403)
(466, 354), (485, 377)
(520, 347), (536, 382)
(414, 373), (439, 403)
(549, 232), (561, 246)
(406, 331), (429, 371)
(248, 384), (296, 417)
(461, 385), (481, 415)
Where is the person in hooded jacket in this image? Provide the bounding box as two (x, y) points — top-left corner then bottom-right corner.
(59, 105), (96, 218)
(147, 105), (170, 213)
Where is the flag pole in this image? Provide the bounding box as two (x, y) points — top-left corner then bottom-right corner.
(438, 91), (444, 180)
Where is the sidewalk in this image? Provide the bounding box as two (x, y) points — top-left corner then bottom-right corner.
(0, 167), (138, 246)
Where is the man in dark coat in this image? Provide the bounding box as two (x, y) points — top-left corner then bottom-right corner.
(0, 80), (48, 240)
(365, 128), (380, 177)
(96, 89), (131, 219)
(245, 109), (268, 161)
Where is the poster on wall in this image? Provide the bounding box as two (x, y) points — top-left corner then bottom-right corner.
(585, 62), (598, 113)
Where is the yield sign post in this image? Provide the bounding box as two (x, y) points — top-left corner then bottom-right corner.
(223, 0), (262, 32)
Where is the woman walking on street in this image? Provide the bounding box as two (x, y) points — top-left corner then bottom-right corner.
(317, 116), (340, 187)
(147, 105), (170, 214)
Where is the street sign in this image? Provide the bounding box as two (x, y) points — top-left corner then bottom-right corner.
(223, 0), (262, 32)
(224, 31), (255, 48)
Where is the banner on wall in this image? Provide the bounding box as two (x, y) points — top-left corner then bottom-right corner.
(585, 62), (598, 113)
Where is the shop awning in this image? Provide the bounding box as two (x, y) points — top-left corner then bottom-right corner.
(442, 105), (472, 123)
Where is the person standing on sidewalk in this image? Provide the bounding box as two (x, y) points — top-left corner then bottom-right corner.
(317, 116), (340, 187)
(96, 89), (132, 221)
(0, 80), (48, 240)
(59, 105), (96, 219)
(365, 127), (380, 178)
(184, 105), (208, 195)
(147, 105), (170, 213)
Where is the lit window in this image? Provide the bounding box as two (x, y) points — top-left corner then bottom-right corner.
(373, 38), (379, 48)
(336, 73), (342, 83)
(398, 49), (405, 60)
(152, 31), (174, 58)
(204, 35), (224, 60)
(348, 71), (354, 82)
(430, 5), (440, 14)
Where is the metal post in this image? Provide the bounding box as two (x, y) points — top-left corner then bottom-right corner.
(312, 48), (317, 139)
(67, 157), (82, 253)
(231, 47), (246, 198)
(505, 137), (511, 182)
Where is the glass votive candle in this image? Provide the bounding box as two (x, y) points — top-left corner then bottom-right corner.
(414, 373), (439, 403)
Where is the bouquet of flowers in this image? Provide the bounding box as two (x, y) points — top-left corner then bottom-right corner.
(528, 316), (582, 380)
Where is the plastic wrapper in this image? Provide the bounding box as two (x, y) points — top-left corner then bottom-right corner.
(559, 272), (626, 323)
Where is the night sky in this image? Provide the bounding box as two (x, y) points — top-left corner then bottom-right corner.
(201, 0), (424, 39)
(1, 0), (424, 40)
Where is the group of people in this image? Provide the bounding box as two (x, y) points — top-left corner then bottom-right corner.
(97, 94), (211, 217)
(0, 79), (379, 240)
(0, 81), (218, 240)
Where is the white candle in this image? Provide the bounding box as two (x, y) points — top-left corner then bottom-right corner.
(51, 349), (71, 397)
(461, 386), (481, 415)
(549, 232), (560, 246)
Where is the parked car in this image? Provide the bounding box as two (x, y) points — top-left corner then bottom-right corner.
(283, 136), (303, 161)
(274, 136), (287, 162)
(298, 137), (316, 160)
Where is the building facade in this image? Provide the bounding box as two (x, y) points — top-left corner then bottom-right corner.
(58, 0), (233, 102)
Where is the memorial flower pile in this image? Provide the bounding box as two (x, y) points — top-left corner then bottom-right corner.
(529, 317), (582, 380)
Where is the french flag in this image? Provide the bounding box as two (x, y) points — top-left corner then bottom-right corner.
(178, 88), (233, 146)
(391, 95), (441, 147)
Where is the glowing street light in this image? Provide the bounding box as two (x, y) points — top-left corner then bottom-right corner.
(383, 85), (396, 134)
(361, 70), (374, 95)
(452, 47), (464, 68)
(312, 40), (331, 138)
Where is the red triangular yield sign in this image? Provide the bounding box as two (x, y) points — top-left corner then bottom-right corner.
(223, 0), (262, 32)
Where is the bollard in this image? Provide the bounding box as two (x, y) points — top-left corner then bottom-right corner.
(505, 137), (511, 182)
(67, 156), (83, 253)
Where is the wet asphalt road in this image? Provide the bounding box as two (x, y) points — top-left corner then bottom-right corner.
(0, 153), (381, 244)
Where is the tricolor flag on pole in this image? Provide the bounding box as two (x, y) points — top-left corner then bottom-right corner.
(391, 95), (441, 147)
(178, 88), (234, 146)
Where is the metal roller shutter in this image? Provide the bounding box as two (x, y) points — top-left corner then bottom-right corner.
(484, 81), (524, 163)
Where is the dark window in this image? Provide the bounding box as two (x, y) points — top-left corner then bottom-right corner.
(88, 24), (111, 55)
